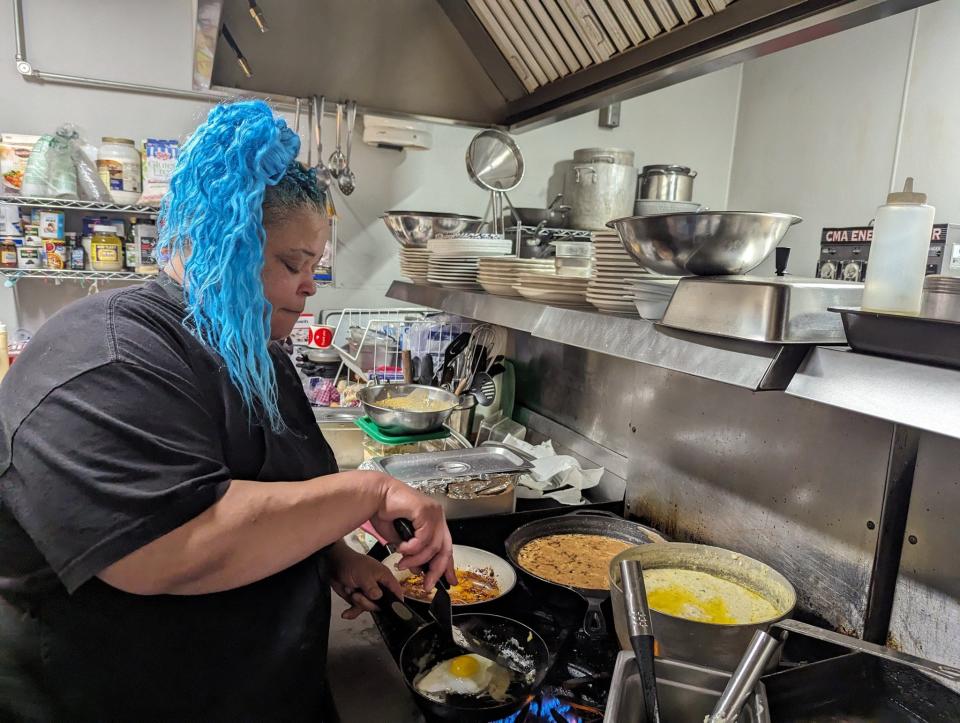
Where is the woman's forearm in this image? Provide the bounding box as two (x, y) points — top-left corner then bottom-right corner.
(98, 470), (388, 595)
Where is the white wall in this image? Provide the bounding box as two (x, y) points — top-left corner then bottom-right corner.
(728, 0), (960, 278)
(0, 0), (741, 337)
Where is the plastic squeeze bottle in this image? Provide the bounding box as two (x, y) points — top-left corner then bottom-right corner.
(861, 177), (935, 315)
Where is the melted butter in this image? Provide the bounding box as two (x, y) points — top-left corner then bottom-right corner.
(643, 568), (781, 625)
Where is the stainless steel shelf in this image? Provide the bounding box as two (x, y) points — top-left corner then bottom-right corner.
(0, 268), (156, 284)
(2, 195), (160, 215)
(787, 347), (960, 440)
(387, 281), (806, 390)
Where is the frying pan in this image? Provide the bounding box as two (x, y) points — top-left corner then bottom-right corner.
(382, 544), (517, 609)
(377, 587), (551, 722)
(504, 510), (665, 639)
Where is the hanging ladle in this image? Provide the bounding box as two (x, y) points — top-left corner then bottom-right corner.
(312, 95), (334, 193)
(328, 102), (347, 179)
(338, 100), (357, 196)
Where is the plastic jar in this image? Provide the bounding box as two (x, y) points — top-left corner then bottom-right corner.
(90, 225), (123, 271)
(0, 238), (18, 268)
(97, 138), (142, 205)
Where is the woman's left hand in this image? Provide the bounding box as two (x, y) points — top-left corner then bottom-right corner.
(328, 542), (404, 620)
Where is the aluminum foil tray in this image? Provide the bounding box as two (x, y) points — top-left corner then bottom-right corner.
(371, 445), (531, 484)
(659, 276), (863, 344)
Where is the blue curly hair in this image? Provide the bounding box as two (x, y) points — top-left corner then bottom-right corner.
(156, 99), (324, 432)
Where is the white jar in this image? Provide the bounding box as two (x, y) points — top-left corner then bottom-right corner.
(861, 178), (936, 316)
(97, 137), (142, 205)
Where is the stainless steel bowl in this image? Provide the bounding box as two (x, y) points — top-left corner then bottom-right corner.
(357, 383), (462, 435)
(381, 211), (484, 248)
(607, 212), (802, 276)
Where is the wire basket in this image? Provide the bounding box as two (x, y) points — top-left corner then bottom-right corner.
(323, 308), (475, 383)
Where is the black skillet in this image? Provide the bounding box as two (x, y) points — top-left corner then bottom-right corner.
(375, 569), (551, 721)
(503, 510), (665, 639)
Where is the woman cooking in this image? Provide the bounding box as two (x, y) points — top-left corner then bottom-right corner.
(0, 100), (455, 721)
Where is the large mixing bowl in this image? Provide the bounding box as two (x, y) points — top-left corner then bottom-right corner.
(357, 383), (465, 435)
(609, 542), (796, 672)
(607, 211), (802, 275)
(381, 211), (484, 248)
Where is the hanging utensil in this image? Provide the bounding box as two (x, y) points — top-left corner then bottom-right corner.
(620, 559), (661, 723)
(329, 102), (347, 179)
(305, 96), (313, 167)
(338, 100), (357, 196)
(469, 371), (496, 406)
(418, 355), (435, 387)
(312, 95), (334, 194)
(455, 325), (496, 395)
(393, 519), (528, 675)
(435, 331), (472, 387)
(293, 97), (302, 134)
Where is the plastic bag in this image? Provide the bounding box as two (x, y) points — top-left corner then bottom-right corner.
(21, 133), (75, 198)
(20, 124), (111, 201)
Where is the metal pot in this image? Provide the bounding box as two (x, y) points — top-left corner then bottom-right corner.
(638, 165), (697, 202)
(358, 384), (470, 435)
(608, 543), (796, 672)
(565, 148), (637, 231)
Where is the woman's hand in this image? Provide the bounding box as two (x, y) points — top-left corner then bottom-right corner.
(369, 476), (456, 591)
(328, 542), (404, 620)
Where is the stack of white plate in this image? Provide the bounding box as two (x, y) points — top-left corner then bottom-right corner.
(427, 255), (483, 289)
(399, 247), (430, 284)
(425, 236), (514, 290)
(427, 236), (514, 258)
(514, 271), (591, 308)
(477, 257), (554, 296)
(587, 232), (652, 314)
(626, 277), (681, 320)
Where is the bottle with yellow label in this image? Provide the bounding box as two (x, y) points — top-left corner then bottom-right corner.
(90, 225), (123, 271)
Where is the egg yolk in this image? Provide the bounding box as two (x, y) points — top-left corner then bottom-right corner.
(449, 655), (480, 678)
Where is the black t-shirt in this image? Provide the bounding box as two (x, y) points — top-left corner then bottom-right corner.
(0, 275), (339, 721)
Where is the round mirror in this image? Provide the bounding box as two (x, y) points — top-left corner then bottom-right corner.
(466, 130), (524, 192)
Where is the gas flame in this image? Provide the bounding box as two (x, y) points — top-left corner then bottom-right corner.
(494, 692), (579, 722)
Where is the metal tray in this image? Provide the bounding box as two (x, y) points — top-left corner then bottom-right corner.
(833, 306), (960, 369)
(604, 652), (769, 723)
(660, 276), (863, 344)
(765, 652), (960, 721)
(371, 445), (531, 483)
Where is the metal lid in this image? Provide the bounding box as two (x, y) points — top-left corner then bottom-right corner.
(573, 147), (635, 166)
(641, 164), (695, 176)
(101, 137), (136, 146)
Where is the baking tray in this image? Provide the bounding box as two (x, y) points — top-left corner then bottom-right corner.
(371, 444), (531, 483)
(660, 276), (863, 344)
(833, 306), (960, 369)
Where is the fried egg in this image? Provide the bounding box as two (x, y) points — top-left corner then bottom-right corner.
(415, 653), (511, 701)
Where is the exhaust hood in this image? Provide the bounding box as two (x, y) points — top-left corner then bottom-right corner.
(205, 0), (933, 130)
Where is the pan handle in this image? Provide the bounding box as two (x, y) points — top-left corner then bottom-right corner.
(583, 596), (608, 639)
(372, 583), (429, 636)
